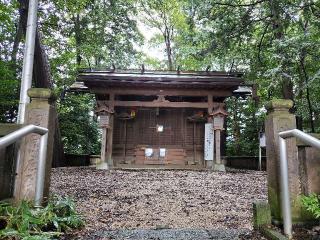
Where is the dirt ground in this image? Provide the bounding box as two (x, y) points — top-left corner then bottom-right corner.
(50, 167), (267, 239)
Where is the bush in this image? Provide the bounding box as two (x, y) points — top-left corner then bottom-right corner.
(0, 195), (84, 239)
(301, 193), (320, 219)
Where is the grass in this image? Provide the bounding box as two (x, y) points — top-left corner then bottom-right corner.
(0, 195), (84, 240)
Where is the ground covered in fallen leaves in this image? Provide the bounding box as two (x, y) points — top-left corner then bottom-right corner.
(50, 167), (267, 239)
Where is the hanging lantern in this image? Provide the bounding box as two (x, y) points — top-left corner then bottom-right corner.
(212, 105), (228, 130)
(130, 109), (136, 118)
(99, 114), (110, 128)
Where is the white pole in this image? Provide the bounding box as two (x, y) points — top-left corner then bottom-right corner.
(258, 147), (262, 171)
(17, 0), (39, 124)
(279, 137), (292, 239)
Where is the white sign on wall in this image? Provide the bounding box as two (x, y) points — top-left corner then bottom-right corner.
(204, 123), (214, 161)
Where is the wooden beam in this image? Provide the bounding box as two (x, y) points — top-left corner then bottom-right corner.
(92, 88), (232, 97)
(98, 100), (209, 109)
(208, 94), (214, 113)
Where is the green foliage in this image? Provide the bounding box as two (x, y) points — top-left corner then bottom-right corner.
(226, 97), (264, 156)
(0, 195), (84, 239)
(0, 61), (19, 123)
(0, 1), (19, 123)
(37, 0), (143, 154)
(301, 194), (320, 219)
(178, 0), (320, 133)
(139, 0), (188, 70)
(58, 93), (100, 155)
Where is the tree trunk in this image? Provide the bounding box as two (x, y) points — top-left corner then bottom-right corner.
(269, 0), (294, 101)
(74, 13), (82, 66)
(300, 53), (315, 132)
(164, 26), (173, 71)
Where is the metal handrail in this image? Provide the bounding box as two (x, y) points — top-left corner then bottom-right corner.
(278, 129), (320, 239)
(0, 124), (48, 207)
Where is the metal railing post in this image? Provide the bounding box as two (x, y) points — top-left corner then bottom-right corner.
(278, 129), (320, 239)
(34, 133), (48, 207)
(278, 137), (292, 238)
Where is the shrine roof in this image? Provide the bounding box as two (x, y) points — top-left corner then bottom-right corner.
(74, 69), (246, 90)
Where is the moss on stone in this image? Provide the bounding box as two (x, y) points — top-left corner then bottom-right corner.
(27, 88), (55, 101)
(268, 186), (282, 221)
(265, 99), (293, 112)
(253, 201), (272, 229)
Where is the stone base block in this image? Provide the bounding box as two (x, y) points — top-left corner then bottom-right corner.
(260, 227), (289, 240)
(96, 162), (110, 170)
(253, 201), (272, 229)
(206, 160), (213, 169)
(213, 163), (225, 172)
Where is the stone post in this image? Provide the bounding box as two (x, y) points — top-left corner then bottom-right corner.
(212, 104), (227, 172)
(96, 105), (114, 169)
(297, 134), (320, 196)
(14, 88), (55, 203)
(99, 119), (108, 168)
(265, 99), (312, 224)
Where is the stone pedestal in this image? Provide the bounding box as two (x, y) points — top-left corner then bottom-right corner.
(206, 160), (214, 169)
(212, 104), (227, 172)
(213, 163), (226, 172)
(265, 99), (313, 224)
(14, 88), (55, 204)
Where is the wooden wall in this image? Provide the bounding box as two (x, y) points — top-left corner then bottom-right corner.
(113, 107), (205, 166)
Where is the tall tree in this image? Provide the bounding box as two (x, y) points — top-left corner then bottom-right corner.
(140, 0), (187, 70)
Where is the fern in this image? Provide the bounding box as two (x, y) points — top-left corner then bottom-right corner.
(301, 194), (320, 219)
(0, 195), (84, 239)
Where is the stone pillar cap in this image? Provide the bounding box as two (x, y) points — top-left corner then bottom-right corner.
(265, 99), (293, 112)
(27, 88), (55, 101)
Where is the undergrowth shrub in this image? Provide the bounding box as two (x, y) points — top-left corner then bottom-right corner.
(0, 195), (84, 240)
(301, 193), (320, 219)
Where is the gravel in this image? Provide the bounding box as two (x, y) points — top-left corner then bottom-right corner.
(50, 167), (267, 239)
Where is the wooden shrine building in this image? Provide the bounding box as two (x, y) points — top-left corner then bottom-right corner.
(73, 69), (249, 171)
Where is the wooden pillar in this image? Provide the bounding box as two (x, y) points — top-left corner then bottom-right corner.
(192, 122), (196, 165)
(215, 130), (221, 164)
(123, 120), (127, 163)
(106, 113), (114, 167)
(100, 125), (107, 166)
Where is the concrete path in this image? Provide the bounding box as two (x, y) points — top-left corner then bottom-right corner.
(98, 228), (250, 240)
